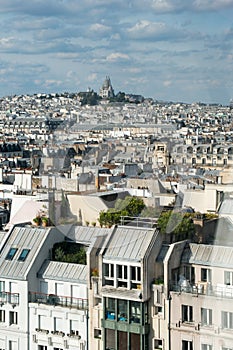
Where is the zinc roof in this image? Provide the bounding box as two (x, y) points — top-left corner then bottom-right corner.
(0, 226), (51, 280)
(189, 243), (233, 268)
(103, 226), (155, 262)
(38, 260), (87, 283)
(67, 225), (113, 245)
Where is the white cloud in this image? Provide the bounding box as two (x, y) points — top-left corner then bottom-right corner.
(106, 52), (130, 62)
(127, 20), (168, 39)
(89, 23), (111, 33)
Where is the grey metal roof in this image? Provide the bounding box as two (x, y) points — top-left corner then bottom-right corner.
(103, 226), (155, 262)
(218, 199), (233, 215)
(67, 225), (113, 245)
(0, 226), (52, 280)
(38, 260), (87, 283)
(189, 243), (233, 268)
(156, 244), (170, 262)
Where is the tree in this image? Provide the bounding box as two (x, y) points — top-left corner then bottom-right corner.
(157, 210), (195, 243)
(98, 196), (145, 228)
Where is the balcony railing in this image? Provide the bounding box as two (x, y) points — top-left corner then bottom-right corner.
(29, 291), (88, 310)
(171, 282), (233, 299)
(0, 291), (19, 305)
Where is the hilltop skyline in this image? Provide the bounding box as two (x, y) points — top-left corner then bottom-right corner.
(0, 1), (233, 105)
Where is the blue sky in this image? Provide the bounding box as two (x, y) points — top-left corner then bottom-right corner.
(0, 0), (233, 104)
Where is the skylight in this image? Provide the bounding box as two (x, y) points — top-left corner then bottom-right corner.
(5, 248), (18, 260)
(18, 249), (30, 262)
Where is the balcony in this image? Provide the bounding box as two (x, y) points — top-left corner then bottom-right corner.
(0, 291), (19, 305)
(171, 282), (233, 299)
(29, 292), (88, 310)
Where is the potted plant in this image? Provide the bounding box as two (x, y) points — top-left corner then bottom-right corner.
(91, 268), (99, 277)
(33, 215), (41, 226)
(41, 217), (49, 227)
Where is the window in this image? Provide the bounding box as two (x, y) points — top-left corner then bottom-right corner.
(182, 305), (193, 322)
(18, 249), (30, 261)
(118, 265), (128, 279)
(0, 282), (5, 293)
(104, 263), (114, 278)
(202, 345), (212, 350)
(201, 308), (212, 326)
(0, 310), (5, 323)
(54, 317), (63, 332)
(154, 339), (163, 349)
(117, 265), (128, 287)
(105, 329), (115, 350)
(38, 346), (47, 350)
(9, 341), (17, 350)
(183, 266), (195, 284)
(131, 266), (141, 282)
(201, 268), (212, 283)
(70, 319), (79, 335)
(105, 298), (115, 320)
(182, 340), (193, 350)
(94, 328), (101, 339)
(103, 263), (114, 286)
(118, 331), (127, 350)
(130, 301), (141, 324)
(5, 248), (18, 260)
(118, 299), (127, 322)
(222, 311), (233, 329)
(224, 271), (233, 285)
(9, 311), (17, 325)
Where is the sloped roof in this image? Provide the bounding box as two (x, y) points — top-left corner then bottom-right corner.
(102, 225), (156, 262)
(38, 260), (87, 283)
(67, 225), (112, 245)
(188, 243), (233, 268)
(218, 198), (233, 215)
(0, 226), (52, 280)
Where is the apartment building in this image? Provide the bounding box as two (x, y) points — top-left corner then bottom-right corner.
(150, 240), (233, 350)
(171, 143), (233, 168)
(0, 219), (232, 350)
(87, 223), (164, 350)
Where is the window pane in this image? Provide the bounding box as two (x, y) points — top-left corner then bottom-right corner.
(131, 334), (140, 350)
(130, 301), (141, 324)
(118, 331), (127, 350)
(118, 300), (127, 322)
(18, 249), (30, 261)
(106, 329), (115, 350)
(6, 248), (18, 260)
(106, 298), (115, 320)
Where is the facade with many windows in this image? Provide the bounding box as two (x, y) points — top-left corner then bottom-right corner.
(1, 222), (233, 349)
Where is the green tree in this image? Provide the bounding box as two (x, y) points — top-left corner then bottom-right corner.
(98, 196), (145, 228)
(157, 210), (195, 243)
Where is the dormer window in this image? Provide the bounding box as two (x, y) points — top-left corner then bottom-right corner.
(5, 248), (18, 260)
(18, 249), (30, 262)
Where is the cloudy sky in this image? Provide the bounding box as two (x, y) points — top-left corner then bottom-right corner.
(0, 0), (233, 104)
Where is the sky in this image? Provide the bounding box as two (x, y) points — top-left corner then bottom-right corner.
(0, 0), (233, 104)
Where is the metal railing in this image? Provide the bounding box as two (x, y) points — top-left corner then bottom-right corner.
(29, 291), (88, 309)
(171, 282), (233, 299)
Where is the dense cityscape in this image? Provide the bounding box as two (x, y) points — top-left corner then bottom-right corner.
(0, 75), (231, 350)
